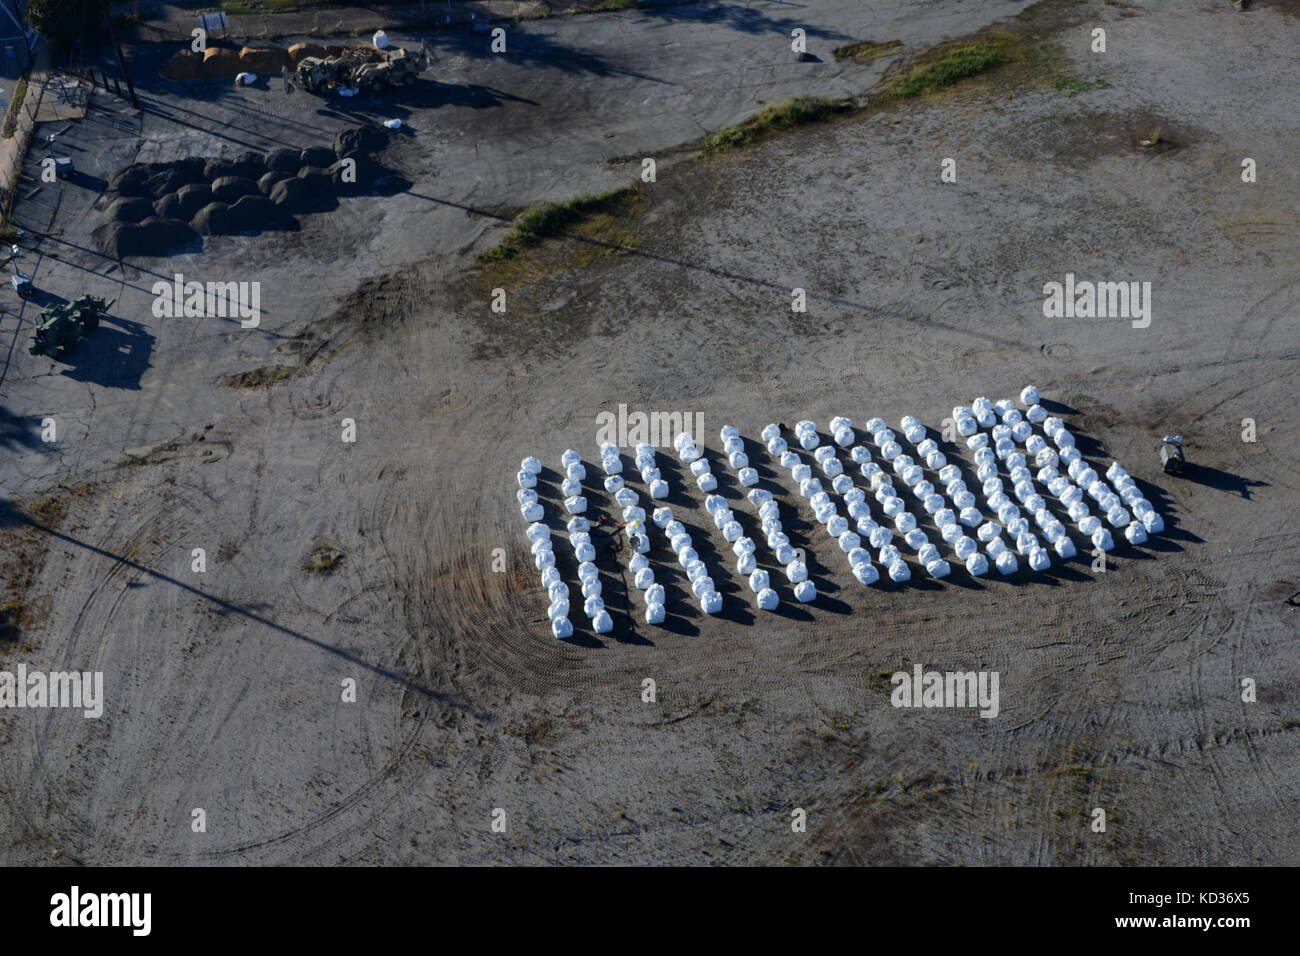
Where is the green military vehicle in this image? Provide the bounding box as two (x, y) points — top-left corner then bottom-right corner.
(296, 44), (428, 94)
(28, 295), (111, 358)
(1160, 435), (1185, 475)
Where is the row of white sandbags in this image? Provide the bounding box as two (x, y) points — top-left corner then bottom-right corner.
(524, 503), (584, 639)
(564, 515), (614, 634)
(787, 420), (913, 582)
(621, 445), (671, 624)
(718, 425), (817, 604)
(652, 501), (723, 615)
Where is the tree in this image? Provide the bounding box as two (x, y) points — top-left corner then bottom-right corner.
(26, 0), (103, 51)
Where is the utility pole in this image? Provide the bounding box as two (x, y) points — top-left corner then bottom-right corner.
(99, 0), (138, 109)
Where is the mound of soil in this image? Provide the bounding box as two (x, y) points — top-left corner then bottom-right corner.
(269, 177), (310, 211)
(333, 126), (390, 162)
(258, 170), (291, 195)
(296, 167), (335, 198)
(228, 194), (292, 231)
(210, 176), (260, 203)
(174, 183), (213, 218)
(265, 147), (301, 174)
(107, 164), (154, 198)
(153, 193), (185, 220)
(93, 217), (199, 258)
(331, 157), (378, 195)
(191, 202), (233, 236)
(288, 42), (327, 63)
(105, 197), (155, 224)
(300, 146), (336, 169)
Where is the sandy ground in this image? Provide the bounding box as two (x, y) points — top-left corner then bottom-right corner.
(1, 0), (1297, 865)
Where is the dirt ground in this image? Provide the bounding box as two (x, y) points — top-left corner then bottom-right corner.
(1, 0), (1297, 865)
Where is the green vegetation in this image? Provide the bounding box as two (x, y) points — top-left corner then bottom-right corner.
(301, 544), (345, 574)
(2, 78), (28, 139)
(27, 0), (101, 50)
(1051, 73), (1106, 94)
(701, 95), (854, 153)
(888, 42), (1008, 98)
(833, 39), (903, 61)
(28, 496), (67, 527)
(478, 185), (641, 262)
(219, 365), (299, 389)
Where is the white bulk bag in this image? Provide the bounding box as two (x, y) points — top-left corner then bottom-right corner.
(650, 479), (669, 498)
(965, 553), (989, 576)
(894, 512), (917, 534)
(748, 569), (770, 593)
(736, 552), (758, 576)
(959, 507), (982, 527)
(645, 603), (666, 624)
(966, 432), (990, 451)
(838, 530), (861, 552)
(785, 560), (808, 583)
(521, 456), (542, 475)
(941, 523), (964, 544)
(756, 588), (779, 610)
(794, 580), (816, 602)
(701, 591), (723, 614)
(904, 528), (927, 550)
(917, 543), (939, 566)
(994, 551), (1018, 575)
(768, 437), (788, 456)
(1091, 528), (1114, 551)
(925, 558), (951, 578)
(541, 567), (562, 589)
(888, 560), (911, 582)
(518, 470), (537, 489)
(826, 515), (849, 537)
(781, 452), (801, 470)
(581, 577), (602, 600)
(847, 547), (869, 567)
(955, 536), (977, 561)
(792, 464), (812, 483)
(548, 600), (570, 622)
(1054, 536), (1076, 558)
(521, 502), (544, 522)
(879, 544), (901, 566)
(761, 423), (781, 443)
(775, 543), (797, 565)
(854, 562), (880, 585)
(697, 474), (718, 493)
(552, 616), (573, 639)
(1125, 522), (1148, 545)
(1141, 512), (1164, 534)
(738, 467), (759, 486)
(691, 576), (713, 599)
(722, 521), (743, 542)
(851, 446), (872, 464)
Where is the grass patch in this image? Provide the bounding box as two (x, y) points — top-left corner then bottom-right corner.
(1051, 72), (1106, 94)
(701, 95), (855, 153)
(27, 496), (67, 527)
(478, 184), (642, 263)
(219, 365), (299, 389)
(301, 544), (344, 575)
(2, 78), (28, 139)
(833, 39), (903, 61)
(888, 42), (1008, 98)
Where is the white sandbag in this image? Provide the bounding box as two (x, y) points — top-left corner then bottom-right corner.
(1091, 528), (1114, 551)
(561, 449), (581, 470)
(763, 519), (784, 539)
(1141, 511), (1164, 534)
(894, 512), (917, 534)
(768, 437), (788, 456)
(1054, 535), (1077, 558)
(815, 446), (837, 465)
(959, 507), (982, 528)
(602, 456), (623, 475)
(591, 609), (613, 633)
(677, 546), (699, 567)
(834, 428), (855, 448)
(518, 470), (537, 489)
(888, 560), (911, 582)
(995, 551), (1018, 575)
(781, 451), (801, 470)
(847, 547), (870, 567)
(720, 424), (740, 443)
(689, 577), (712, 599)
(905, 528), (928, 550)
(1078, 515), (1101, 536)
(552, 616), (573, 639)
(761, 423), (781, 443)
(794, 580), (817, 602)
(831, 416), (853, 434)
(757, 498), (780, 519)
(865, 417), (887, 436)
(853, 562), (880, 585)
(822, 458), (843, 478)
(1125, 522), (1148, 545)
(521, 456), (542, 475)
(826, 514), (849, 537)
(548, 599), (569, 622)
(1020, 385), (1040, 407)
(521, 502), (544, 522)
(518, 489), (539, 507)
(881, 496), (903, 518)
(583, 595), (604, 618)
(602, 475), (625, 495)
(966, 432), (990, 451)
(800, 478), (822, 497)
(622, 505), (646, 524)
(956, 417), (978, 437)
(785, 560), (808, 583)
(775, 543), (797, 565)
(644, 603), (665, 625)
(925, 558), (951, 578)
(953, 490), (977, 510)
(1106, 505), (1130, 528)
(851, 446), (872, 464)
(756, 587), (779, 610)
(721, 521), (742, 543)
(696, 473), (718, 493)
(954, 536), (978, 561)
(923, 494), (946, 515)
(799, 431), (819, 451)
(629, 566), (652, 590)
(541, 567), (562, 590)
(738, 467), (759, 487)
(917, 543), (939, 567)
(548, 580), (569, 601)
(725, 450), (747, 470)
(732, 537), (757, 557)
(564, 496), (588, 515)
(526, 522), (550, 544)
(838, 530), (861, 552)
(903, 424), (926, 444)
(965, 552), (989, 576)
(881, 440), (903, 459)
(712, 510), (732, 531)
(701, 590), (723, 614)
(792, 464), (812, 483)
(1007, 517), (1030, 538)
(748, 569), (770, 592)
(572, 541), (595, 563)
(643, 478), (666, 499)
(879, 544), (901, 566)
(1027, 546), (1051, 572)
(868, 527), (893, 549)
(581, 578), (602, 600)
(986, 536), (1007, 557)
(736, 552), (758, 576)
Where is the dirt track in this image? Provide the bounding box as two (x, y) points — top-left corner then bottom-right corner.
(1, 0), (1298, 865)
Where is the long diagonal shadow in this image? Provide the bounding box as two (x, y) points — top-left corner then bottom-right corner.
(2, 503), (475, 715)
